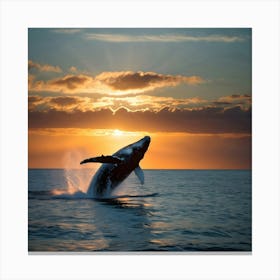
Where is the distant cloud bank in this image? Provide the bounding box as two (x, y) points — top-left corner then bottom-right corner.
(29, 105), (251, 134)
(28, 70), (204, 95)
(84, 33), (245, 43)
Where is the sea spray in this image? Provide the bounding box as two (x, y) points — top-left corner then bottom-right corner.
(52, 150), (96, 196)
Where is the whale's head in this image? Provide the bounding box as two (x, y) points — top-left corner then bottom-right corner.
(119, 136), (151, 163)
(132, 136), (151, 159)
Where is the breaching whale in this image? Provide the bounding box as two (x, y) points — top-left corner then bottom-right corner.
(80, 136), (151, 197)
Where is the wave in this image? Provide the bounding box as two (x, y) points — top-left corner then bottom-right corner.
(95, 192), (158, 200)
(28, 190), (158, 200)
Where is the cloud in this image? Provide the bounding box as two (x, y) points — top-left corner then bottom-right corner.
(28, 93), (251, 113)
(28, 60), (62, 73)
(29, 74), (94, 93)
(52, 28), (81, 34)
(216, 94), (251, 108)
(28, 95), (43, 110)
(49, 75), (91, 90)
(218, 94), (251, 101)
(69, 66), (78, 73)
(230, 94), (251, 99)
(28, 74), (36, 88)
(28, 95), (94, 112)
(28, 95), (209, 113)
(49, 96), (81, 106)
(29, 106), (251, 134)
(29, 71), (205, 95)
(85, 33), (245, 43)
(96, 71), (203, 91)
(98, 95), (207, 112)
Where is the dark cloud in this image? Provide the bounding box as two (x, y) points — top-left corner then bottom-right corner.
(29, 71), (204, 94)
(28, 96), (43, 103)
(98, 71), (204, 91)
(49, 75), (90, 90)
(108, 72), (163, 90)
(212, 101), (232, 106)
(50, 96), (81, 106)
(29, 106), (251, 134)
(216, 94), (251, 109)
(28, 95), (92, 112)
(28, 96), (44, 110)
(218, 94), (251, 102)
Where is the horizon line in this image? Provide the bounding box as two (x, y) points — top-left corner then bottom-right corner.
(28, 167), (252, 171)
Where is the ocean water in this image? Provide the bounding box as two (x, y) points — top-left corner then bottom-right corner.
(28, 169), (251, 252)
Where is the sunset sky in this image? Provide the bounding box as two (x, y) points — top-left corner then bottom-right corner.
(28, 28), (251, 169)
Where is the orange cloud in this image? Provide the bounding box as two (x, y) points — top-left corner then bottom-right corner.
(28, 71), (205, 95)
(28, 95), (208, 113)
(28, 60), (62, 73)
(100, 95), (207, 112)
(28, 94), (251, 114)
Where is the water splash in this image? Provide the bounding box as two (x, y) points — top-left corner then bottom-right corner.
(51, 151), (135, 199)
(51, 150), (95, 197)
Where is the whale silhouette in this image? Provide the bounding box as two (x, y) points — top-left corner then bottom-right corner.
(80, 136), (151, 197)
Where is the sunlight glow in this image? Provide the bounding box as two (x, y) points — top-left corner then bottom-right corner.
(113, 129), (123, 136)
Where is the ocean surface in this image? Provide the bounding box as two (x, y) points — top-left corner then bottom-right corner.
(28, 169), (251, 252)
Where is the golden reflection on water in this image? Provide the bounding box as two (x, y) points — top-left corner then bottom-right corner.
(150, 239), (168, 246)
(150, 221), (170, 230)
(102, 197), (153, 210)
(60, 239), (108, 251)
(51, 189), (69, 195)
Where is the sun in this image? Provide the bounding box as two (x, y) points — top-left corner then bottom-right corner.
(112, 129), (123, 136)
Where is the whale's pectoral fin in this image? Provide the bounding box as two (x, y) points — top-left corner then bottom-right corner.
(134, 165), (144, 185)
(80, 155), (123, 165)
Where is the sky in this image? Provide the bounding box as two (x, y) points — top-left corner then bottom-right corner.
(28, 28), (251, 169)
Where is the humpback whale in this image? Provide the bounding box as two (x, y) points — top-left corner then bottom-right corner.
(80, 136), (151, 197)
